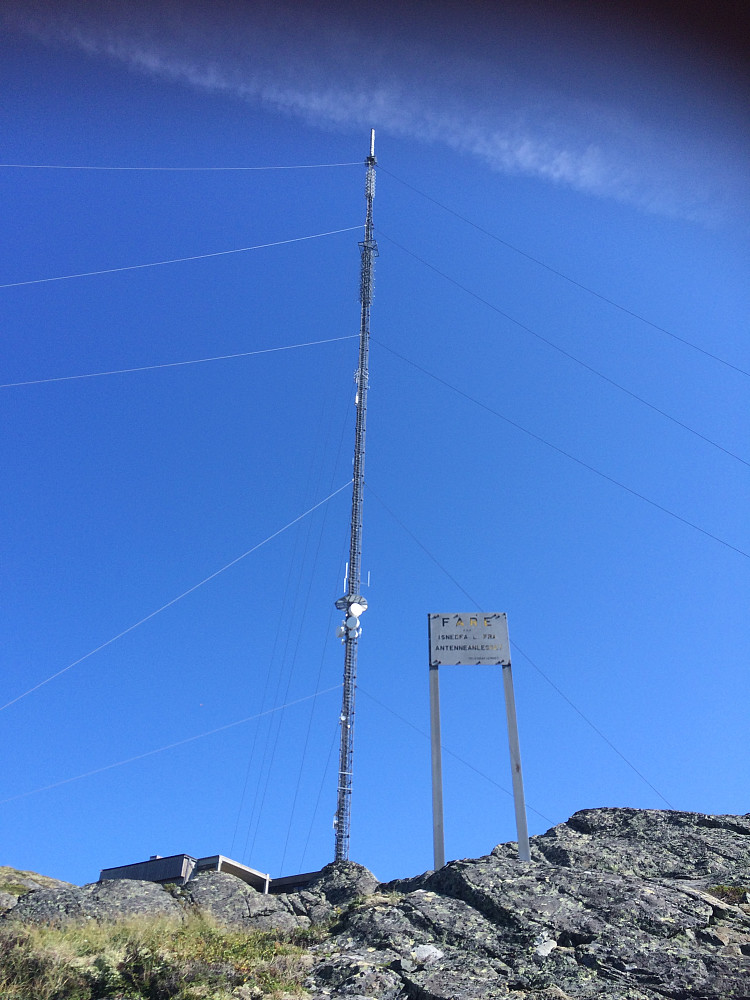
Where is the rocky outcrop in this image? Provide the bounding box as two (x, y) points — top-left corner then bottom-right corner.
(4, 877), (183, 925)
(2, 808), (749, 998)
(180, 870), (304, 931)
(0, 865), (73, 914)
(354, 858), (748, 998)
(306, 859), (380, 905)
(311, 808), (750, 999)
(281, 859), (381, 926)
(499, 807), (750, 883)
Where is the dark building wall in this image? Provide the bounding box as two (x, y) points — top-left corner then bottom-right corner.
(100, 855), (195, 885)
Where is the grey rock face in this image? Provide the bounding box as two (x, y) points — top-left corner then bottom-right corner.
(3, 878), (183, 925)
(283, 886), (335, 925)
(0, 892), (18, 914)
(0, 865), (73, 912)
(181, 870), (306, 931)
(306, 860), (380, 906)
(279, 860), (381, 927)
(405, 857), (748, 997)
(308, 809), (750, 999)
(3, 808), (749, 999)
(521, 807), (750, 883)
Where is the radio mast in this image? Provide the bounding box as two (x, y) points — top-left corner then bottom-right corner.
(334, 130), (377, 861)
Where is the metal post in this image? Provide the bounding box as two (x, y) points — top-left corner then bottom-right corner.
(427, 615), (446, 870)
(501, 661), (531, 861)
(429, 663), (446, 870)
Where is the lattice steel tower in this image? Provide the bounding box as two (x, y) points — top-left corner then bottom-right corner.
(334, 130), (377, 861)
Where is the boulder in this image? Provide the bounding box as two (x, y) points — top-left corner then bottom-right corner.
(305, 860), (380, 906)
(0, 892), (18, 914)
(517, 808), (750, 883)
(181, 870), (305, 931)
(3, 877), (183, 925)
(0, 865), (74, 913)
(281, 860), (380, 925)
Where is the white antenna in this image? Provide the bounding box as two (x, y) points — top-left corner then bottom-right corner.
(333, 130), (377, 861)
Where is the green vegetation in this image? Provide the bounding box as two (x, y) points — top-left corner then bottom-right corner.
(0, 866), (71, 898)
(707, 885), (748, 905)
(0, 912), (311, 999)
(1, 884), (33, 899)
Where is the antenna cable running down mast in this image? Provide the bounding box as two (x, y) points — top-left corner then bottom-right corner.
(334, 130), (377, 861)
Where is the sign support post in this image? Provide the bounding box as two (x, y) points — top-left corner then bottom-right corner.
(429, 661), (446, 870)
(501, 661), (531, 861)
(427, 612), (531, 864)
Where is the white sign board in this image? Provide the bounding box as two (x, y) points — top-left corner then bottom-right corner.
(428, 613), (510, 666)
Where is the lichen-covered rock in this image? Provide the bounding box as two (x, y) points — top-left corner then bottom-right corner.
(0, 865), (74, 913)
(307, 808), (750, 999)
(307, 860), (380, 906)
(495, 808), (750, 883)
(282, 860), (380, 927)
(283, 886), (335, 925)
(0, 866), (72, 896)
(2, 878), (183, 925)
(416, 854), (750, 997)
(3, 808), (749, 998)
(345, 889), (512, 964)
(182, 870), (306, 931)
(309, 952), (405, 998)
(0, 892), (18, 914)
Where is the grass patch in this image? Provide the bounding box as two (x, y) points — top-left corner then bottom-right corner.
(707, 885), (748, 905)
(1, 884), (33, 898)
(0, 911), (310, 998)
(0, 867), (71, 899)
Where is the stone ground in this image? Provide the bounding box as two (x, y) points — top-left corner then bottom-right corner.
(3, 808), (749, 999)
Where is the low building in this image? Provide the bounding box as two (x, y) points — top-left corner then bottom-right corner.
(99, 853), (320, 895)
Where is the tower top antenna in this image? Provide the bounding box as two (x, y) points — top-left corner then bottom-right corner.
(333, 133), (378, 862)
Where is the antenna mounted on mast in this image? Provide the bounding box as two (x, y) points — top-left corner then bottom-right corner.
(333, 130), (377, 862)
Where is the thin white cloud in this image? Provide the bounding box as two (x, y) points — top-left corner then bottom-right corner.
(4, 0), (743, 222)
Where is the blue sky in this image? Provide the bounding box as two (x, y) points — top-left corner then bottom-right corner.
(1, 0), (748, 887)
